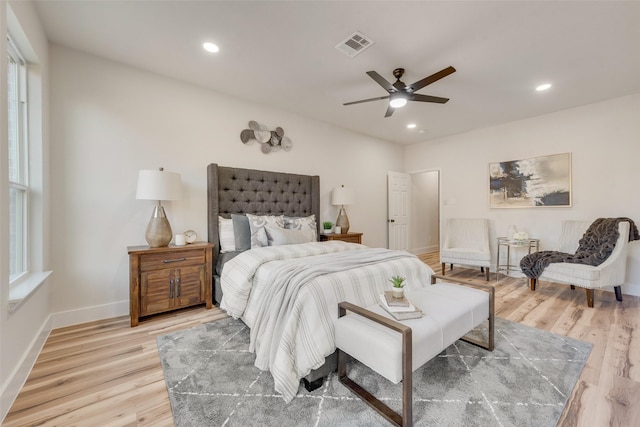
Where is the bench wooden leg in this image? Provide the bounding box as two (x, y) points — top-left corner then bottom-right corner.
(529, 278), (537, 291)
(441, 262), (446, 276)
(460, 284), (495, 352)
(430, 275), (495, 351)
(570, 285), (575, 290)
(614, 286), (623, 302)
(338, 303), (413, 427)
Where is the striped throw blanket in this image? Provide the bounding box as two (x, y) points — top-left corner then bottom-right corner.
(220, 241), (433, 401)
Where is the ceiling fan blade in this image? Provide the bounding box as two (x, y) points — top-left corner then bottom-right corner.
(366, 71), (396, 92)
(384, 104), (395, 118)
(343, 95), (389, 106)
(407, 66), (456, 92)
(410, 94), (450, 104)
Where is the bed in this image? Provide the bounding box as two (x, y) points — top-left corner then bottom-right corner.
(207, 163), (434, 402)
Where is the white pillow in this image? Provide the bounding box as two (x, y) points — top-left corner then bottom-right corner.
(284, 214), (318, 240)
(266, 226), (316, 246)
(218, 216), (236, 253)
(246, 214), (284, 248)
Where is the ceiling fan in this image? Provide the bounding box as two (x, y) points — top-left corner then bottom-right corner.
(343, 66), (456, 117)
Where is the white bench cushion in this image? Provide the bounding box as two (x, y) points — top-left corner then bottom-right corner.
(335, 283), (489, 384)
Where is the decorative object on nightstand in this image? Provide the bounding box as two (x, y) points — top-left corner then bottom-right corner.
(127, 242), (213, 327)
(174, 234), (186, 246)
(322, 221), (333, 234)
(136, 167), (181, 247)
(331, 184), (355, 234)
(184, 229), (197, 243)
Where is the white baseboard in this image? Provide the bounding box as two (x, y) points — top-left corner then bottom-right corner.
(51, 300), (129, 329)
(620, 283), (640, 297)
(1, 315), (52, 423)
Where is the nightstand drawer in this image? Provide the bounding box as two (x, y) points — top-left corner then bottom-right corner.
(337, 235), (361, 243)
(320, 232), (363, 244)
(139, 250), (204, 272)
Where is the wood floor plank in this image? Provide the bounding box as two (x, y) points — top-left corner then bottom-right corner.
(4, 254), (640, 426)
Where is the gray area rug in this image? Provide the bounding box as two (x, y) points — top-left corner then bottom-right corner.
(157, 317), (591, 426)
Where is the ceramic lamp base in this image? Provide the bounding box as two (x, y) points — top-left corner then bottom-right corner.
(145, 205), (172, 247)
(336, 207), (350, 234)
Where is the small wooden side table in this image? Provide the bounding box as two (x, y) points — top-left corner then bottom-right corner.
(128, 242), (213, 327)
(320, 232), (363, 244)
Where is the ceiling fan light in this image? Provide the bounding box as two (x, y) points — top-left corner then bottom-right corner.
(389, 97), (407, 108)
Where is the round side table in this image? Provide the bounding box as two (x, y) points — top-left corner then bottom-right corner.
(496, 237), (540, 279)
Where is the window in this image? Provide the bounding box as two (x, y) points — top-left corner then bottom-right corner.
(7, 36), (29, 283)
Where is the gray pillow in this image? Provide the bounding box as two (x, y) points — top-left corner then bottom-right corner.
(265, 226), (316, 246)
(231, 214), (251, 251)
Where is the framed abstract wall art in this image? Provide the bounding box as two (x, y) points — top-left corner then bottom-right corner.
(489, 152), (572, 208)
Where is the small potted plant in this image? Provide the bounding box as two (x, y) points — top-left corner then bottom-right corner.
(322, 221), (333, 234)
(389, 275), (406, 298)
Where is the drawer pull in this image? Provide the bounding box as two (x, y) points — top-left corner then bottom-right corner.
(163, 257), (187, 264)
(176, 277), (181, 297)
(169, 279), (174, 298)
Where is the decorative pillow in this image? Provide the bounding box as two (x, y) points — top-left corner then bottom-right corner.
(284, 214), (318, 240)
(231, 214), (251, 251)
(265, 226), (316, 246)
(218, 216), (236, 253)
(246, 214), (285, 248)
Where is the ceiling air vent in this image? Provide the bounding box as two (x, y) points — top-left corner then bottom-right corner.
(335, 31), (375, 58)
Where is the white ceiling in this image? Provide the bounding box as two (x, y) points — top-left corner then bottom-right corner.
(33, 1), (640, 145)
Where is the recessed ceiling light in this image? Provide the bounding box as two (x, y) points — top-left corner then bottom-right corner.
(418, 130), (427, 134)
(536, 83), (552, 91)
(407, 123), (417, 129)
(203, 42), (219, 53)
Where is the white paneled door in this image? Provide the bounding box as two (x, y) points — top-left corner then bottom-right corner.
(388, 171), (411, 250)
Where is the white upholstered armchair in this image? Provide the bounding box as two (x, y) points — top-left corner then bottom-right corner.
(440, 218), (491, 281)
(527, 220), (631, 307)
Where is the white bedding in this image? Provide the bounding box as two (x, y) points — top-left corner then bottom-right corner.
(220, 241), (434, 402)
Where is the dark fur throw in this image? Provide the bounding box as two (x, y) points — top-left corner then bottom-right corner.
(520, 217), (640, 279)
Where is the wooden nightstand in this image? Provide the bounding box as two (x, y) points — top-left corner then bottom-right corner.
(128, 242), (213, 327)
(320, 232), (363, 244)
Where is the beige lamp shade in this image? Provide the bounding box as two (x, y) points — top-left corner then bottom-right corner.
(136, 169), (182, 201)
(136, 168), (181, 247)
(331, 185), (355, 206)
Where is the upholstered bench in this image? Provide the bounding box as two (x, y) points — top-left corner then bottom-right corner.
(335, 275), (494, 427)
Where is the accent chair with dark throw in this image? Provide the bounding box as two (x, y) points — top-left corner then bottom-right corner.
(521, 218), (639, 307)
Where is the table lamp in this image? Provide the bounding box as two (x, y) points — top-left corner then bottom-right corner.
(331, 184), (355, 234)
(136, 167), (181, 247)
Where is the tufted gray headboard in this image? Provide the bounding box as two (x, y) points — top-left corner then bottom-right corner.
(207, 163), (320, 268)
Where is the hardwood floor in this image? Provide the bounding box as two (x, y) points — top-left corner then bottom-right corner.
(4, 253), (640, 426)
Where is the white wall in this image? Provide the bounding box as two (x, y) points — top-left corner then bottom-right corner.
(48, 44), (404, 322)
(410, 170), (439, 254)
(405, 93), (640, 295)
(0, 0), (51, 420)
